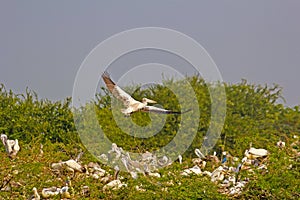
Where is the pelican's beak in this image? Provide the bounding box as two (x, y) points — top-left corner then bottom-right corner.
(145, 98), (157, 104)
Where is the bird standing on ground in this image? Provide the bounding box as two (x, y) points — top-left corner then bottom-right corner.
(101, 72), (191, 116)
(1, 134), (20, 158)
(29, 187), (40, 200)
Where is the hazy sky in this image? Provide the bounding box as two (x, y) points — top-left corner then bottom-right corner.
(1, 1), (299, 106)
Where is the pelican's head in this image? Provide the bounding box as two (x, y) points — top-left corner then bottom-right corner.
(142, 98), (156, 104)
(33, 187), (37, 192)
(1, 134), (7, 145)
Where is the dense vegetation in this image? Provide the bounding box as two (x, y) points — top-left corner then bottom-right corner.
(0, 76), (299, 199)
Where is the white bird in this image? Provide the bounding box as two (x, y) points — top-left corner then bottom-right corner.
(103, 179), (127, 191)
(41, 187), (61, 198)
(87, 162), (106, 176)
(178, 155), (183, 164)
(245, 148), (268, 159)
(181, 165), (202, 176)
(60, 184), (71, 199)
(157, 156), (170, 166)
(194, 149), (205, 159)
(51, 159), (86, 177)
(103, 165), (127, 191)
(211, 166), (225, 182)
(63, 159), (86, 176)
(29, 187), (40, 200)
(1, 134), (20, 158)
(102, 72), (191, 116)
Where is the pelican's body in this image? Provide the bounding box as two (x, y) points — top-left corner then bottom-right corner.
(41, 187), (60, 198)
(102, 72), (191, 116)
(64, 159), (86, 174)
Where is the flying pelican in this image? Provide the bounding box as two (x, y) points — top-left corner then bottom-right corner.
(102, 72), (191, 116)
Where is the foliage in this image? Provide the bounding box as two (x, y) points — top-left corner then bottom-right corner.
(0, 84), (80, 144)
(0, 76), (299, 199)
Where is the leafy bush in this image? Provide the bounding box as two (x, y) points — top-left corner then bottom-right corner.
(0, 76), (299, 199)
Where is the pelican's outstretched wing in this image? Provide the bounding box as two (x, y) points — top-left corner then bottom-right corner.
(141, 106), (192, 114)
(102, 72), (136, 106)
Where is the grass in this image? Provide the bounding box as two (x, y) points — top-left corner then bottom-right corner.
(0, 135), (299, 199)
